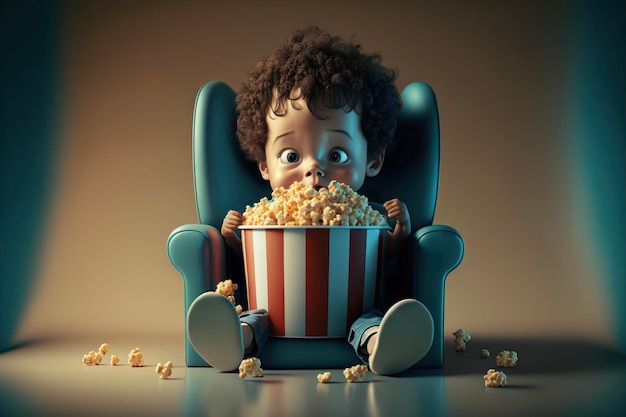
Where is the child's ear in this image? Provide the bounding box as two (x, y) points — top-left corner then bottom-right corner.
(365, 151), (385, 177)
(258, 161), (270, 180)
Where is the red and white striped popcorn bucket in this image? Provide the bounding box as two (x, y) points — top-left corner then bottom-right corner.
(239, 226), (388, 338)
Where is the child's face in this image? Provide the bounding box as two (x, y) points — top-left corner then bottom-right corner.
(258, 96), (384, 191)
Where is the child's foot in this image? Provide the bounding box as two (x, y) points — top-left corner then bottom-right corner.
(368, 299), (434, 375)
(187, 291), (244, 371)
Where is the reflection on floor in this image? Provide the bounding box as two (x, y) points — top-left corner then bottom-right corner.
(0, 335), (625, 416)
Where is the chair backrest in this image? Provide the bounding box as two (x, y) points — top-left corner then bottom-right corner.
(192, 81), (440, 233)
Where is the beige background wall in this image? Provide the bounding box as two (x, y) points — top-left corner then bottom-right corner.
(17, 1), (612, 345)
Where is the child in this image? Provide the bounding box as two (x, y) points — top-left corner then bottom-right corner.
(187, 26), (434, 375)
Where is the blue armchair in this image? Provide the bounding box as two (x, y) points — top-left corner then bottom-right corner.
(167, 81), (463, 368)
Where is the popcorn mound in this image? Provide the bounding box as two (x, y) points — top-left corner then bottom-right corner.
(242, 181), (386, 226)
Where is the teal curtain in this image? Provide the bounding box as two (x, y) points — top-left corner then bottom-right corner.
(567, 0), (626, 354)
(0, 0), (60, 351)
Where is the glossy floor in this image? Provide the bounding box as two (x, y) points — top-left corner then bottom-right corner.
(0, 335), (624, 417)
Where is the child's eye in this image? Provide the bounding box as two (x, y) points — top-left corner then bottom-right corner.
(328, 148), (349, 164)
(279, 148), (300, 164)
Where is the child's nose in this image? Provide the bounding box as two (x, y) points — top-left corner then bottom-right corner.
(304, 163), (325, 184)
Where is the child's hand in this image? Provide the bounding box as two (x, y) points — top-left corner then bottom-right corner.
(221, 210), (243, 252)
(383, 199), (410, 229)
(383, 198), (411, 258)
(222, 210), (243, 237)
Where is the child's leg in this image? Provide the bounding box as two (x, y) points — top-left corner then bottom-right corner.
(348, 309), (384, 363)
(239, 309), (269, 356)
(187, 292), (244, 371)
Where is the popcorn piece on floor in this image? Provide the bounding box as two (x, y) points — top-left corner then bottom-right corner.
(156, 361), (174, 379)
(484, 368), (507, 387)
(82, 351), (102, 365)
(98, 343), (109, 355)
(495, 350), (518, 368)
(343, 364), (368, 383)
(317, 371), (332, 383)
(110, 354), (120, 366)
(128, 347), (144, 367)
(239, 357), (263, 379)
(453, 329), (471, 352)
(215, 279), (243, 316)
(480, 349), (491, 358)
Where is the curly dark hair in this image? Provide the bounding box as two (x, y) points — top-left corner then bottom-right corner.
(235, 26), (402, 162)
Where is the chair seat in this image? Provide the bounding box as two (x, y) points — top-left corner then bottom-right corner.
(168, 223), (463, 369)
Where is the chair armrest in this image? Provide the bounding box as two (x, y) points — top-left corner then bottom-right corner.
(167, 224), (226, 366)
(407, 224), (464, 367)
(413, 224), (464, 297)
(167, 224), (225, 305)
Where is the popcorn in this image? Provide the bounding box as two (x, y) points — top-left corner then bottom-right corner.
(480, 349), (491, 358)
(317, 371), (332, 383)
(82, 351), (102, 366)
(98, 343), (109, 355)
(242, 181), (387, 226)
(216, 279), (238, 297)
(82, 342), (110, 365)
(484, 368), (507, 387)
(343, 364), (368, 383)
(156, 361), (174, 380)
(495, 350), (518, 368)
(110, 355), (120, 366)
(453, 329), (471, 352)
(128, 347), (144, 367)
(239, 357), (263, 379)
(215, 279), (243, 315)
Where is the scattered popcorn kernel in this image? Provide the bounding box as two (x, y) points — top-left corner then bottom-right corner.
(98, 343), (109, 355)
(453, 329), (471, 352)
(317, 372), (332, 383)
(156, 361), (174, 379)
(480, 349), (491, 358)
(343, 364), (368, 383)
(82, 350), (102, 365)
(484, 368), (507, 387)
(110, 355), (120, 366)
(495, 350), (518, 368)
(242, 181), (386, 227)
(215, 279), (243, 316)
(239, 357), (263, 379)
(128, 347), (144, 367)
